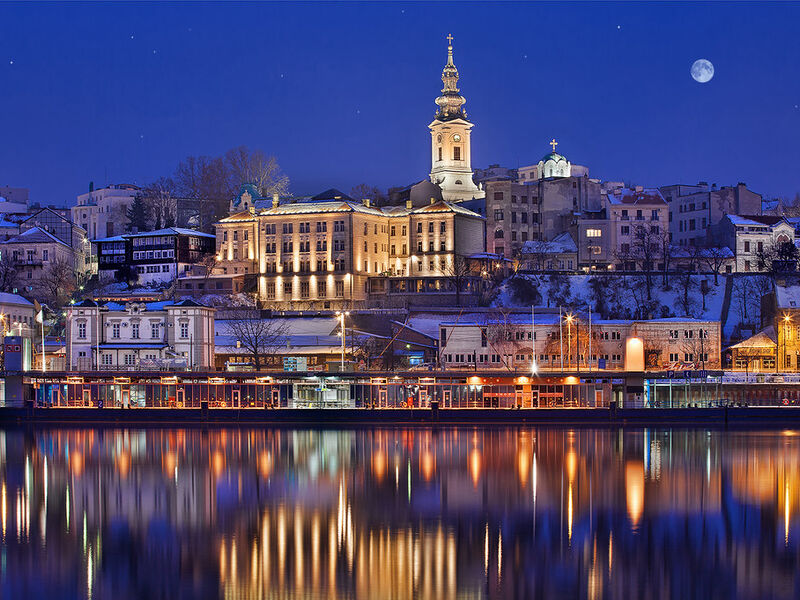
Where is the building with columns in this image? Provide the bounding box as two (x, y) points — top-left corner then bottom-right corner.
(428, 35), (484, 203)
(213, 189), (485, 309)
(67, 298), (215, 371)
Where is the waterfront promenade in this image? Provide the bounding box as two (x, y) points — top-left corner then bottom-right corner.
(2, 368), (799, 426)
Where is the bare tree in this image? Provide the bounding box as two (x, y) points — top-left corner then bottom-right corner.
(224, 310), (287, 371)
(197, 253), (219, 288)
(225, 146), (290, 199)
(349, 332), (388, 370)
(701, 246), (733, 286)
(658, 231), (674, 288)
(732, 275), (758, 324)
(444, 254), (472, 305)
(37, 256), (76, 307)
(0, 253), (18, 293)
(521, 239), (555, 272)
(673, 246), (702, 317)
(141, 177), (178, 229)
(483, 308), (518, 371)
(630, 223), (660, 301)
(350, 184), (386, 206)
(174, 155), (230, 233)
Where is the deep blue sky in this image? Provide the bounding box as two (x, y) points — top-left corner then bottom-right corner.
(1, 1), (799, 206)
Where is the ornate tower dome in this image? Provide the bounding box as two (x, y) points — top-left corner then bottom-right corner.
(434, 34), (467, 121)
(537, 139), (572, 179)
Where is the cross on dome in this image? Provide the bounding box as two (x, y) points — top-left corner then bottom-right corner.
(550, 138), (558, 153)
(447, 33), (453, 46)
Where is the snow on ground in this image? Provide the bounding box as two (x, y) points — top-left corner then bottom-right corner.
(494, 273), (728, 322)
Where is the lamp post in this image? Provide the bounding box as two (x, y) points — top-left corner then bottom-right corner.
(783, 314), (792, 373)
(530, 305), (537, 376)
(336, 311), (349, 372)
(565, 313), (574, 371)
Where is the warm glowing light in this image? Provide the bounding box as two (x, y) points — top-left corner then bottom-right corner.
(624, 337), (645, 372)
(372, 449), (387, 482)
(115, 451), (131, 478)
(566, 450), (577, 482)
(70, 452), (84, 476)
(469, 448), (481, 487)
(517, 446), (530, 486)
(467, 376), (482, 385)
(163, 451), (178, 475)
(516, 376), (529, 384)
(564, 376), (579, 385)
(625, 461), (644, 527)
(259, 451), (273, 478)
(420, 450), (435, 481)
(213, 450), (225, 477)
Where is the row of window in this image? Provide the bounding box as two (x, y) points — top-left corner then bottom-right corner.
(136, 265), (172, 274)
(12, 249), (50, 262)
(668, 352), (709, 362)
(492, 210), (541, 224)
(677, 218), (707, 233)
(444, 353), (625, 364)
(264, 280), (346, 300)
(78, 321), (191, 339)
(615, 209), (661, 221)
(132, 250), (175, 260)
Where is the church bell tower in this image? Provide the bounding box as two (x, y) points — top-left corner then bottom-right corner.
(428, 35), (484, 203)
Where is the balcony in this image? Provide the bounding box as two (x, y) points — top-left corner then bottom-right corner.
(13, 259), (43, 267)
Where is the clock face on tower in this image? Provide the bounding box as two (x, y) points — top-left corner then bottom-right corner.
(453, 134), (461, 142)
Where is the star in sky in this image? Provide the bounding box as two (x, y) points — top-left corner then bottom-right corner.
(8, 60), (13, 65)
(617, 25), (621, 30)
(130, 34), (134, 39)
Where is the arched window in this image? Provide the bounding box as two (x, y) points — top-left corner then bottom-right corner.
(455, 180), (462, 185)
(494, 229), (504, 239)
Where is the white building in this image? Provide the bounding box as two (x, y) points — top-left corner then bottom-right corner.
(67, 299), (215, 371)
(0, 292), (35, 338)
(717, 215), (796, 273)
(517, 141), (589, 182)
(428, 310), (720, 372)
(72, 183), (140, 240)
(428, 36), (484, 203)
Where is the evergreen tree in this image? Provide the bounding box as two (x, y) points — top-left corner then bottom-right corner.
(126, 195), (151, 233)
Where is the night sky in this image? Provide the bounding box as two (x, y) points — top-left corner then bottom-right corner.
(1, 1), (798, 205)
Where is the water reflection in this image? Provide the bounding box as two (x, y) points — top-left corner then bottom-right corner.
(1, 427), (800, 598)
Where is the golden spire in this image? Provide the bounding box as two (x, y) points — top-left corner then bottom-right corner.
(435, 34), (467, 121)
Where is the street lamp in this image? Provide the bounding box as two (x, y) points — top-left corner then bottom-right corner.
(783, 313), (792, 372)
(565, 313), (574, 370)
(336, 311), (350, 372)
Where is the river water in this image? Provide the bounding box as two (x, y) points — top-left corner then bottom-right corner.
(0, 426), (798, 599)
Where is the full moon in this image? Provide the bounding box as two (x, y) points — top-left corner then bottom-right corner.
(691, 59), (714, 83)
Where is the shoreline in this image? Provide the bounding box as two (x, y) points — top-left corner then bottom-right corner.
(4, 406), (800, 428)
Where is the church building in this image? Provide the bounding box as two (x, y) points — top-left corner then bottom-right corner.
(428, 35), (485, 204)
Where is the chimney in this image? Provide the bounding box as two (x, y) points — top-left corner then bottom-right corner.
(363, 198), (370, 208)
(272, 192), (279, 208)
(406, 200), (412, 210)
(89, 181), (94, 192)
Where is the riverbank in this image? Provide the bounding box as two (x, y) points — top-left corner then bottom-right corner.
(4, 405), (800, 427)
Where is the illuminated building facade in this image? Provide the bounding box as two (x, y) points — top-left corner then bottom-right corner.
(214, 194), (484, 309)
(428, 35), (484, 203)
(437, 311), (721, 372)
(67, 298), (215, 372)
